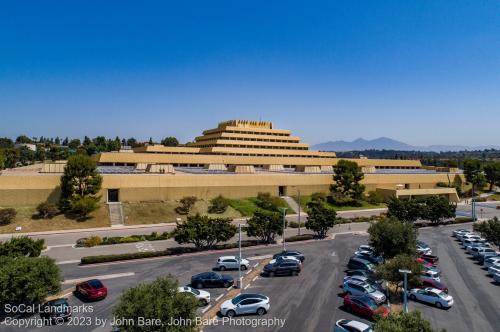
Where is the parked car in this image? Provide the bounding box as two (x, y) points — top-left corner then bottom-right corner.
(420, 277), (448, 293)
(220, 293), (269, 317)
(453, 229), (470, 238)
(273, 250), (305, 262)
(343, 275), (384, 292)
(484, 256), (500, 269)
(334, 319), (373, 332)
(345, 269), (376, 279)
(479, 251), (500, 264)
(343, 295), (389, 319)
(355, 251), (383, 264)
(39, 298), (72, 323)
(475, 248), (498, 262)
(191, 272), (234, 288)
(418, 259), (434, 269)
(75, 279), (107, 301)
(347, 257), (376, 273)
(178, 286), (210, 305)
(269, 255), (301, 265)
(416, 241), (432, 255)
(487, 264), (500, 276)
(460, 234), (482, 244)
(493, 273), (500, 284)
(457, 231), (476, 241)
(465, 242), (489, 254)
(263, 260), (301, 277)
(216, 256), (250, 271)
(419, 254), (439, 265)
(357, 245), (375, 254)
(343, 279), (386, 304)
(421, 270), (441, 282)
(408, 287), (454, 308)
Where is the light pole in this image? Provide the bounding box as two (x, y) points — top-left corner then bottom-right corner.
(237, 222), (247, 289)
(279, 207), (287, 251)
(297, 188), (301, 236)
(399, 269), (412, 313)
(472, 184), (476, 221)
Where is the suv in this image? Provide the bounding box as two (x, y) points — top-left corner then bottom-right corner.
(343, 279), (386, 304)
(216, 256), (250, 271)
(348, 257), (375, 272)
(475, 248), (497, 261)
(484, 256), (500, 268)
(263, 260), (301, 277)
(416, 241), (432, 255)
(191, 272), (234, 289)
(273, 250), (305, 262)
(355, 251), (383, 265)
(220, 293), (270, 317)
(343, 275), (384, 292)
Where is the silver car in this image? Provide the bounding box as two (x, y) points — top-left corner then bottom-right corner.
(216, 256), (250, 271)
(475, 248), (497, 260)
(334, 319), (373, 332)
(220, 293), (270, 317)
(342, 279), (386, 304)
(484, 256), (500, 268)
(177, 286), (211, 305)
(408, 287), (454, 308)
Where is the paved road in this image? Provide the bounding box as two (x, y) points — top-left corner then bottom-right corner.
(410, 224), (500, 332)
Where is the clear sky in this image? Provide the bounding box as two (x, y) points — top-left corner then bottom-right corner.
(1, 0), (499, 146)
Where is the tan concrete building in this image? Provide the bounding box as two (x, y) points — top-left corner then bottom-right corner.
(0, 120), (462, 206)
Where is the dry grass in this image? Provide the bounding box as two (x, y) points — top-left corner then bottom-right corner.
(0, 205), (109, 234)
(123, 200), (243, 226)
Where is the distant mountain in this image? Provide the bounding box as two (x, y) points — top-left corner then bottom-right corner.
(312, 137), (500, 152)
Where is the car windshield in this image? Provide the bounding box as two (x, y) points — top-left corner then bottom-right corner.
(88, 280), (103, 288)
(365, 284), (376, 293)
(364, 297), (378, 309)
(435, 290), (446, 297)
(231, 295), (243, 305)
(191, 288), (200, 295)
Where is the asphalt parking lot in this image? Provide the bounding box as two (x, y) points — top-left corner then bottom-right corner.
(409, 224), (500, 332)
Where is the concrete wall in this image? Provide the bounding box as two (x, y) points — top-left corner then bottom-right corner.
(0, 172), (465, 206)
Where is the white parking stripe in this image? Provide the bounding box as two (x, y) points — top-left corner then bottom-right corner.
(63, 272), (135, 284)
(247, 254), (272, 261)
(201, 305), (212, 314)
(56, 260), (81, 265)
(215, 294), (224, 302)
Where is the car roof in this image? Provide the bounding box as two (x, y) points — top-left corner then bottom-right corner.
(425, 287), (443, 294)
(350, 256), (371, 264)
(235, 293), (267, 300)
(219, 256), (236, 260)
(346, 279), (368, 286)
(343, 320), (371, 330)
(86, 279), (104, 288)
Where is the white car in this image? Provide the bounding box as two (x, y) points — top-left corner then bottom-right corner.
(269, 255), (301, 265)
(465, 242), (489, 254)
(494, 273), (500, 284)
(216, 256), (250, 271)
(357, 245), (374, 253)
(334, 319), (373, 332)
(220, 293), (270, 317)
(484, 256), (500, 268)
(453, 229), (470, 238)
(177, 286), (210, 305)
(487, 263), (500, 276)
(408, 287), (454, 308)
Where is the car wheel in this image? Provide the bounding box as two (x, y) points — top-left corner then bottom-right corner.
(226, 310), (236, 318)
(268, 271), (275, 277)
(219, 266), (226, 271)
(345, 304), (352, 312)
(291, 270), (298, 276)
(196, 282), (203, 289)
(200, 299), (208, 306)
(346, 291), (351, 296)
(256, 307), (266, 316)
(241, 265), (247, 270)
(435, 302), (442, 308)
(409, 294), (416, 300)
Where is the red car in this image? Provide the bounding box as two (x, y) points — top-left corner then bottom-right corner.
(420, 277), (448, 293)
(418, 258), (434, 268)
(76, 279), (107, 300)
(343, 295), (389, 319)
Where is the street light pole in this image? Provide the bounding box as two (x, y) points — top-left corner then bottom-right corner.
(399, 269), (412, 313)
(297, 188), (301, 236)
(472, 184), (476, 221)
(280, 207), (287, 251)
(237, 223), (245, 289)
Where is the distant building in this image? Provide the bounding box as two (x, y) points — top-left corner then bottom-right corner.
(14, 143), (37, 151)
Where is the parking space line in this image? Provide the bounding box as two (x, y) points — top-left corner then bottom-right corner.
(244, 284), (250, 290)
(254, 262), (259, 268)
(252, 276), (258, 282)
(201, 305), (212, 314)
(226, 286), (233, 291)
(215, 294), (223, 302)
(63, 272), (136, 284)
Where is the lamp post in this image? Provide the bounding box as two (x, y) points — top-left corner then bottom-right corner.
(291, 186), (301, 235)
(399, 269), (412, 313)
(237, 222), (247, 289)
(279, 207), (287, 251)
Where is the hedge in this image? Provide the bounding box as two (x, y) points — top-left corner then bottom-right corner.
(76, 231), (171, 247)
(285, 234), (315, 242)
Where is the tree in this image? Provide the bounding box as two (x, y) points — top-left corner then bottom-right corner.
(0, 256), (62, 306)
(387, 197), (422, 223)
(473, 217), (500, 244)
(126, 137), (138, 147)
(0, 208), (17, 225)
(173, 214), (236, 249)
(305, 200), (336, 238)
(19, 146), (35, 165)
(0, 137), (14, 149)
(0, 236), (45, 257)
(36, 202), (58, 219)
(161, 136), (179, 147)
(208, 195), (230, 214)
(483, 162), (500, 191)
(246, 210), (283, 243)
(421, 196), (456, 224)
(175, 196), (198, 215)
(373, 310), (446, 332)
(463, 159), (486, 190)
(62, 137), (69, 146)
(68, 138), (81, 149)
(83, 136), (92, 146)
(375, 254), (423, 291)
(60, 154), (102, 216)
(15, 135), (33, 144)
(54, 136), (61, 145)
(368, 217), (417, 259)
(113, 276), (198, 332)
(0, 149), (5, 170)
(3, 148), (19, 168)
(331, 160), (365, 203)
(148, 137), (153, 145)
(107, 137), (121, 151)
(255, 192), (284, 212)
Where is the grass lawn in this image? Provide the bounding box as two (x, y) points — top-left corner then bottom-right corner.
(123, 200), (243, 225)
(229, 197), (293, 217)
(486, 193), (500, 201)
(295, 195), (386, 212)
(0, 205), (109, 234)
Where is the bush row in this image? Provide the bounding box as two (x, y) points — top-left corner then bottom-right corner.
(76, 231), (171, 247)
(285, 234), (316, 242)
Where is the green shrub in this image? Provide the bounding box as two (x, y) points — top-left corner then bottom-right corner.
(208, 195), (230, 214)
(285, 234), (315, 242)
(366, 191), (385, 205)
(310, 192), (327, 202)
(36, 202), (59, 219)
(0, 208), (16, 225)
(84, 236), (102, 247)
(327, 194), (362, 207)
(287, 221), (300, 228)
(255, 192), (284, 212)
(175, 196), (197, 215)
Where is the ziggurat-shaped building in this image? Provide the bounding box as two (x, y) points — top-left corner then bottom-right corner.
(0, 120), (462, 206)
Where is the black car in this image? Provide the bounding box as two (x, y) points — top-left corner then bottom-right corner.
(273, 250), (305, 262)
(347, 257), (375, 272)
(40, 298), (72, 323)
(355, 252), (383, 264)
(263, 260), (301, 277)
(191, 272), (234, 289)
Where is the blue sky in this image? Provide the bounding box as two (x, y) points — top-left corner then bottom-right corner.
(0, 1), (499, 146)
